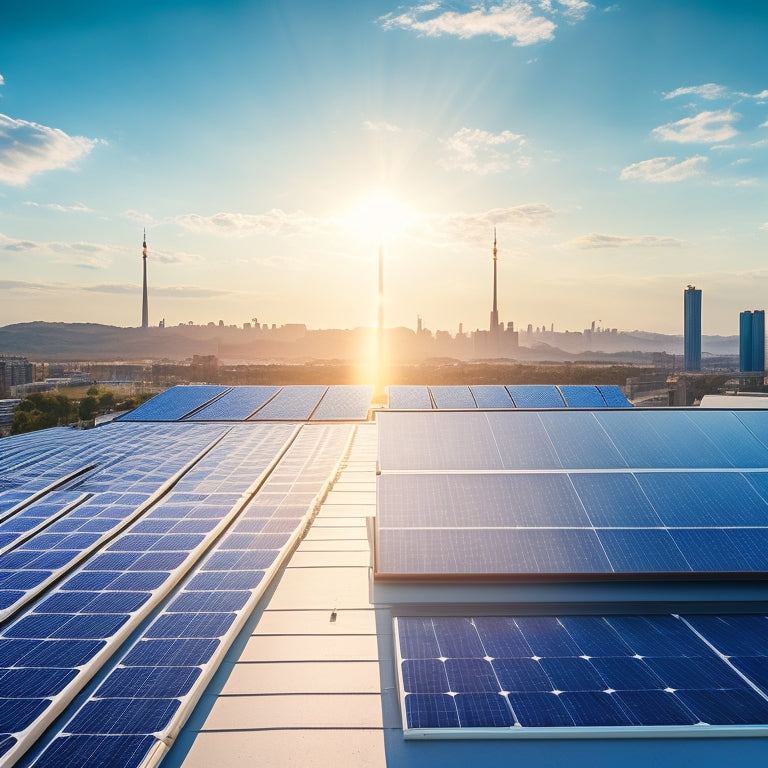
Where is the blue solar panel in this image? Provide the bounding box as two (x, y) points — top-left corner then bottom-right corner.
(597, 385), (632, 407)
(469, 385), (514, 408)
(186, 385), (280, 420)
(119, 385), (229, 421)
(558, 385), (606, 408)
(396, 614), (768, 733)
(429, 386), (477, 409)
(387, 386), (433, 409)
(311, 385), (373, 420)
(29, 734), (157, 768)
(248, 385), (327, 420)
(506, 385), (565, 408)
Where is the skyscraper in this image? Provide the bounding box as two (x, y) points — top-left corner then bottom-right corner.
(683, 285), (701, 372)
(740, 310), (765, 372)
(141, 230), (149, 329)
(489, 228), (499, 335)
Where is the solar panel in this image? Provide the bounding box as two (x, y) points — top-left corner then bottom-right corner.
(469, 385), (514, 408)
(311, 385), (373, 420)
(119, 385), (230, 421)
(248, 385), (327, 420)
(506, 385), (566, 408)
(558, 385), (607, 408)
(375, 470), (768, 578)
(387, 386), (433, 409)
(395, 614), (768, 735)
(185, 385), (280, 420)
(20, 423), (354, 768)
(429, 386), (477, 409)
(597, 385), (632, 408)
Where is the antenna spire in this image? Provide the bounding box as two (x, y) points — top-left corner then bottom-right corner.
(141, 231), (149, 329)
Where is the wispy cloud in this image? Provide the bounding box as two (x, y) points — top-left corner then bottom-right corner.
(0, 231), (113, 269)
(620, 155), (707, 183)
(81, 283), (232, 298)
(0, 74), (5, 87)
(663, 83), (729, 101)
(23, 201), (93, 213)
(663, 83), (768, 102)
(408, 204), (554, 245)
(0, 279), (56, 293)
(363, 120), (402, 133)
(175, 209), (335, 237)
(439, 127), (528, 174)
(567, 233), (685, 249)
(379, 2), (559, 46)
(0, 114), (102, 186)
(652, 110), (739, 144)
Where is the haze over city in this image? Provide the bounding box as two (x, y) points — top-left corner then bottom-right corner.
(1, 0), (767, 336)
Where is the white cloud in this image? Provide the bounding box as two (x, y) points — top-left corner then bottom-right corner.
(567, 233), (684, 249)
(23, 200), (92, 213)
(440, 127), (528, 174)
(0, 113), (102, 186)
(652, 109), (739, 144)
(556, 0), (593, 21)
(620, 155), (707, 182)
(175, 209), (334, 238)
(363, 120), (402, 133)
(761, 120), (768, 128)
(0, 74), (4, 87)
(379, 2), (557, 46)
(122, 210), (158, 226)
(663, 83), (728, 101)
(408, 204), (554, 245)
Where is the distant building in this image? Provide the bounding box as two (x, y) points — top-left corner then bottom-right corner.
(683, 285), (701, 371)
(739, 309), (765, 372)
(0, 356), (33, 397)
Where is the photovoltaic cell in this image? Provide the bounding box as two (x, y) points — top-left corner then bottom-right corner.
(395, 614), (768, 734)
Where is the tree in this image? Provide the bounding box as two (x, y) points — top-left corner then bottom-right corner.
(11, 393), (75, 434)
(86, 384), (100, 397)
(78, 396), (98, 421)
(98, 392), (116, 410)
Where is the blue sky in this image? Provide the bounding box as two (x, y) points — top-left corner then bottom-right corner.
(1, 0), (767, 335)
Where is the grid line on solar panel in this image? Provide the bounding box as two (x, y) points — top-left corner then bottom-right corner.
(506, 385), (566, 408)
(19, 423), (355, 768)
(395, 615), (768, 736)
(557, 385), (607, 408)
(468, 385), (514, 409)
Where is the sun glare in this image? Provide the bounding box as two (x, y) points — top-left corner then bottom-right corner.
(345, 193), (412, 241)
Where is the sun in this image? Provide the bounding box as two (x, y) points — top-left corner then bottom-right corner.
(344, 193), (412, 242)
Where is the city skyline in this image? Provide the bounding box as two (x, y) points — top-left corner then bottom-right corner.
(2, 1), (768, 335)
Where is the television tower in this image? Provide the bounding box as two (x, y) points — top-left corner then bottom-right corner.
(141, 230), (149, 329)
(489, 228), (499, 335)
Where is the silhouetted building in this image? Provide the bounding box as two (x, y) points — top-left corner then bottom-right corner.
(684, 285), (701, 371)
(740, 310), (765, 372)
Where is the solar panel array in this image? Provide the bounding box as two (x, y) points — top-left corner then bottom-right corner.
(387, 384), (631, 409)
(395, 614), (768, 734)
(0, 419), (354, 768)
(376, 410), (768, 579)
(118, 385), (372, 422)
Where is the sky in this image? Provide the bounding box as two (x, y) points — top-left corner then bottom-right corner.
(1, 0), (767, 336)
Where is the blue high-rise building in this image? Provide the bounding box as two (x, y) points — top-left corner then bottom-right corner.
(739, 309), (765, 372)
(683, 285), (701, 371)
